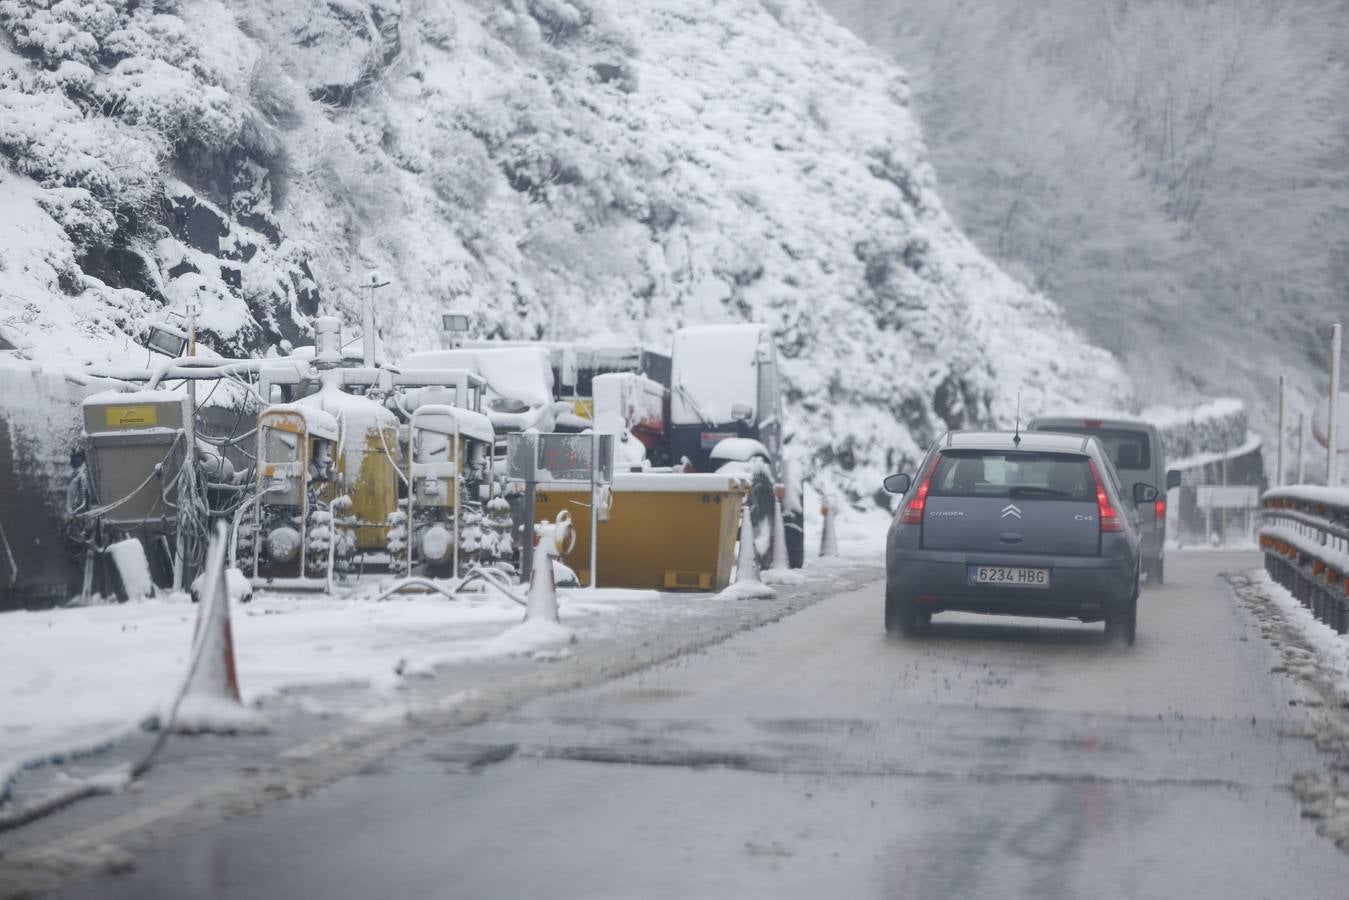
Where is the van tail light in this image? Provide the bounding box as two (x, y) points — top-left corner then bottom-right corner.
(1155, 499), (1166, 521)
(1088, 459), (1124, 532)
(900, 457), (939, 524)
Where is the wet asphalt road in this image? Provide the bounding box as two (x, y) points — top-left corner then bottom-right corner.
(60, 550), (1349, 899)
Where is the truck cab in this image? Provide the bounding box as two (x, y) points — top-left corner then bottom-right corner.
(668, 324), (800, 566)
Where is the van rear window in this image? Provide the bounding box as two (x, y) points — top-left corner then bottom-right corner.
(1041, 427), (1151, 471)
(927, 450), (1095, 502)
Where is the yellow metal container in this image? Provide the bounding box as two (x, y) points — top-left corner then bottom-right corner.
(297, 388), (400, 553)
(533, 472), (748, 591)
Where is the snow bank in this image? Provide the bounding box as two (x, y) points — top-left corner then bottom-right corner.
(1244, 569), (1349, 706)
(0, 583), (653, 792)
(1141, 398), (1249, 464)
(1263, 485), (1349, 509)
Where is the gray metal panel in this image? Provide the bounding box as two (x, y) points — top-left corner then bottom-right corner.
(86, 432), (185, 530)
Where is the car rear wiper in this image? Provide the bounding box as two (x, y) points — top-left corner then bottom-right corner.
(1009, 486), (1072, 498)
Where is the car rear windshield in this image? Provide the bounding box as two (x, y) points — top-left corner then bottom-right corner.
(1039, 426), (1151, 472)
(927, 450), (1096, 502)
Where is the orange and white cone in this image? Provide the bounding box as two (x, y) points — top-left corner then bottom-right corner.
(174, 523), (262, 733)
(722, 503), (775, 599)
(819, 502), (839, 558)
(770, 498), (790, 572)
(525, 527), (560, 624)
(525, 511), (574, 624)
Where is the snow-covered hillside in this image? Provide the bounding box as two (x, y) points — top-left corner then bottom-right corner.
(0, 0), (1128, 502)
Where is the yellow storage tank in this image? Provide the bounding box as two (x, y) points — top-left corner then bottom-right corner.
(533, 472), (748, 591)
(297, 385), (400, 553)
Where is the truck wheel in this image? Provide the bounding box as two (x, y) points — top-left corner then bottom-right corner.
(785, 510), (805, 569)
(745, 464), (777, 571)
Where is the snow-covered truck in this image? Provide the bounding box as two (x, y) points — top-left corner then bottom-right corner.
(532, 324), (804, 573)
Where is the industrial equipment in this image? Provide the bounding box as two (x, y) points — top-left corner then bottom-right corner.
(387, 403), (511, 577)
(239, 403), (350, 582)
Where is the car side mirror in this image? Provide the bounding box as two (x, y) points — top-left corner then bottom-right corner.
(883, 473), (911, 494)
(1133, 482), (1160, 504)
(1166, 469), (1182, 490)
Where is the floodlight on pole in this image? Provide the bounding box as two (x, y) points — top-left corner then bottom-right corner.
(145, 320), (189, 358)
(362, 271), (390, 368)
(441, 311), (471, 349)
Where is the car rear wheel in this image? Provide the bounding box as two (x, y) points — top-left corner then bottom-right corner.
(885, 584), (918, 636)
(1105, 584), (1139, 646)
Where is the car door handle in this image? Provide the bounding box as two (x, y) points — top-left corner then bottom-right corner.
(998, 532), (1023, 544)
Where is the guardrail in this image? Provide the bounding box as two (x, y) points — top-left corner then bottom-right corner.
(1259, 486), (1349, 634)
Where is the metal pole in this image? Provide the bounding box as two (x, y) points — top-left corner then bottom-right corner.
(589, 432), (599, 589)
(452, 422), (461, 581)
(174, 300), (198, 591)
(362, 274), (389, 369)
(1221, 441), (1228, 547)
(1276, 374), (1285, 487)
(1328, 323), (1341, 486)
(1297, 413), (1306, 484)
(521, 482), (536, 586)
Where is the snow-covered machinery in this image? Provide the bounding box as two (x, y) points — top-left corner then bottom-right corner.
(575, 324), (802, 570)
(387, 404), (511, 577)
(667, 324), (802, 568)
(399, 346), (558, 448)
(70, 390), (197, 588)
(294, 382), (402, 556)
(239, 404), (350, 582)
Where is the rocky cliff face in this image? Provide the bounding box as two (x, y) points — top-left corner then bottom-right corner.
(0, 0), (1128, 503)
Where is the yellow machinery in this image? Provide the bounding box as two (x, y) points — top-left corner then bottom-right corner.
(294, 384), (401, 554)
(389, 403), (511, 577)
(242, 403), (345, 582)
(533, 472), (748, 591)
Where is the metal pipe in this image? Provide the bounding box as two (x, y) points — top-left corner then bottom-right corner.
(1298, 413), (1306, 483)
(1276, 374), (1285, 487)
(1329, 323), (1342, 486)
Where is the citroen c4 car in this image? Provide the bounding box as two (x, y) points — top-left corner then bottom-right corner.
(881, 430), (1157, 644)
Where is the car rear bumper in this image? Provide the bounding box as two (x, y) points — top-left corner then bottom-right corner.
(887, 549), (1135, 622)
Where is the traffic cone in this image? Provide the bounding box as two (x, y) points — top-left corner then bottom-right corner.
(525, 524), (560, 624)
(770, 497), (790, 571)
(722, 503), (775, 599)
(736, 503), (759, 583)
(819, 502), (839, 558)
(174, 523), (261, 733)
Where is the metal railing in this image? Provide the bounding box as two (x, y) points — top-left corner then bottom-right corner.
(1259, 486), (1349, 634)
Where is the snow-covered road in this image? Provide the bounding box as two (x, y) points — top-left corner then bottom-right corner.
(8, 550), (1349, 898)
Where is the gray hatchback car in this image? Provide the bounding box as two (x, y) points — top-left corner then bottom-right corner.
(882, 430), (1158, 644)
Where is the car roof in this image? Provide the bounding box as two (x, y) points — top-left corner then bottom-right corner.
(1030, 415), (1158, 435)
(941, 430), (1093, 454)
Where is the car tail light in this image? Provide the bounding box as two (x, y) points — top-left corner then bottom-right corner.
(900, 457), (939, 524)
(1083, 419), (1103, 428)
(1088, 459), (1123, 532)
(1155, 499), (1166, 521)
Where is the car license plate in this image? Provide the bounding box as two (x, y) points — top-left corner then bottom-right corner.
(968, 565), (1050, 588)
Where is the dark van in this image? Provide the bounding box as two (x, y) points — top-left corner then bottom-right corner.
(1029, 417), (1180, 584)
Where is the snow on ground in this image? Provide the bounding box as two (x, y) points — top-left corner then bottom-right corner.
(1244, 569), (1349, 701)
(0, 584), (656, 798)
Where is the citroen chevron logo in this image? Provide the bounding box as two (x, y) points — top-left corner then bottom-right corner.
(1001, 504), (1022, 519)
